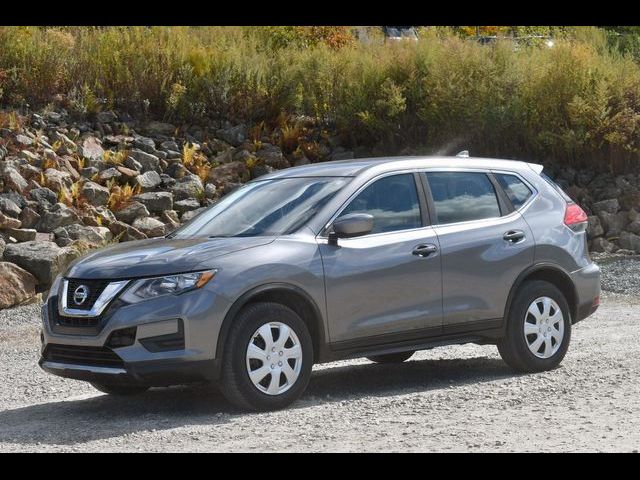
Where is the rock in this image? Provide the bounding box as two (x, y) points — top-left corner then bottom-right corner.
(44, 168), (73, 192)
(181, 207), (206, 223)
(174, 198), (201, 215)
(58, 224), (112, 245)
(123, 225), (147, 241)
(95, 111), (118, 123)
(29, 188), (57, 208)
(15, 134), (34, 146)
(0, 198), (22, 218)
(590, 237), (615, 253)
(2, 166), (28, 193)
(115, 166), (139, 180)
(0, 262), (37, 309)
(619, 192), (640, 211)
(124, 156), (143, 172)
(136, 171), (162, 190)
(132, 217), (166, 238)
(598, 211), (627, 237)
(627, 220), (640, 235)
(587, 216), (604, 239)
(0, 237), (4, 258)
(128, 149), (160, 173)
(19, 207), (41, 230)
(216, 124), (247, 147)
(160, 140), (179, 152)
(81, 136), (104, 163)
(81, 166), (100, 179)
(142, 121), (176, 136)
(592, 198), (619, 215)
(98, 167), (121, 182)
(95, 206), (116, 226)
(81, 181), (110, 207)
(36, 203), (81, 233)
(18, 163), (42, 182)
(208, 161), (250, 186)
(255, 143), (290, 169)
(0, 191), (27, 209)
(619, 231), (640, 253)
(205, 183), (217, 199)
(0, 212), (21, 229)
(3, 241), (77, 287)
(4, 228), (37, 242)
(165, 162), (190, 179)
(161, 210), (180, 229)
(132, 192), (173, 215)
(170, 174), (203, 201)
(114, 202), (149, 224)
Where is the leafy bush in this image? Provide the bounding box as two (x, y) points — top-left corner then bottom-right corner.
(1, 26), (640, 172)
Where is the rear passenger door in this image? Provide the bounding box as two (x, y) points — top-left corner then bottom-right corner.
(421, 170), (535, 331)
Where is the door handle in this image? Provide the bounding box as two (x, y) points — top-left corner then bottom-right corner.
(503, 230), (525, 243)
(412, 244), (438, 257)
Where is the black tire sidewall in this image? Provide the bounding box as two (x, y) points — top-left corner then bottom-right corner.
(225, 303), (313, 411)
(507, 281), (572, 371)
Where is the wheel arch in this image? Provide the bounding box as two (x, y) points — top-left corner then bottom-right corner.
(504, 263), (578, 327)
(215, 283), (327, 365)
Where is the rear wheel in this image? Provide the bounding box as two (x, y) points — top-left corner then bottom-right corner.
(220, 302), (313, 411)
(91, 383), (149, 396)
(367, 351), (414, 364)
(498, 280), (571, 372)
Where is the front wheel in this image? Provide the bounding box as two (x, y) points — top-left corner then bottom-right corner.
(220, 302), (313, 411)
(497, 280), (572, 373)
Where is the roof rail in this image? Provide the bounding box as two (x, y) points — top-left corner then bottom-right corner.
(456, 150), (469, 157)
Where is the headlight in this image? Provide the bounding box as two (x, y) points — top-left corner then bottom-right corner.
(48, 274), (63, 300)
(120, 270), (217, 303)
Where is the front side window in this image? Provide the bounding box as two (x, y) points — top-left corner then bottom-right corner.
(337, 173), (422, 234)
(495, 173), (533, 209)
(171, 177), (350, 238)
(426, 172), (501, 225)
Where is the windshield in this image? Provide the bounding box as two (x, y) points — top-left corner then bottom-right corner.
(171, 177), (350, 238)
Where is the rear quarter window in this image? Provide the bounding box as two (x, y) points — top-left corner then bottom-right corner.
(540, 172), (573, 203)
(494, 173), (533, 209)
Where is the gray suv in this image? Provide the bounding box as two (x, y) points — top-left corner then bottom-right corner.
(40, 156), (601, 411)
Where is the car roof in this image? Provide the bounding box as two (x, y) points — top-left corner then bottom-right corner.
(256, 156), (542, 180)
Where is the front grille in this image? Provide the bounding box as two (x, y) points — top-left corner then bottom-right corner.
(48, 296), (104, 335)
(42, 344), (125, 369)
(66, 279), (111, 311)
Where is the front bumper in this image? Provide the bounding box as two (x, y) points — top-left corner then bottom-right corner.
(40, 285), (232, 386)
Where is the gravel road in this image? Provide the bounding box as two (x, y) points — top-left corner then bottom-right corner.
(1, 259), (639, 452)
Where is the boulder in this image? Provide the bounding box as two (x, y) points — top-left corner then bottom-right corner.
(132, 217), (166, 238)
(19, 207), (41, 230)
(142, 121), (176, 136)
(29, 188), (58, 208)
(81, 136), (104, 163)
(170, 174), (203, 201)
(0, 212), (21, 229)
(627, 220), (640, 235)
(95, 111), (118, 123)
(5, 228), (37, 242)
(132, 192), (173, 215)
(174, 198), (201, 215)
(216, 124), (247, 147)
(208, 161), (250, 186)
(255, 143), (290, 169)
(2, 166), (28, 193)
(129, 149), (160, 173)
(57, 224), (112, 245)
(135, 171), (162, 190)
(181, 207), (206, 222)
(114, 202), (149, 224)
(36, 203), (81, 233)
(44, 168), (73, 192)
(619, 231), (640, 253)
(619, 192), (640, 212)
(3, 241), (77, 287)
(592, 198), (619, 215)
(597, 211), (627, 237)
(81, 181), (110, 207)
(0, 262), (37, 309)
(586, 216), (604, 239)
(98, 167), (122, 182)
(0, 198), (22, 218)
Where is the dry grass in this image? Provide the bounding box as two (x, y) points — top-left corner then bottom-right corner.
(107, 182), (140, 212)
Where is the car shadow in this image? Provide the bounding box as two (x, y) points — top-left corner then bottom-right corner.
(0, 356), (517, 447)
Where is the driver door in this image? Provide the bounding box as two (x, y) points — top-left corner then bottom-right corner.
(318, 173), (443, 346)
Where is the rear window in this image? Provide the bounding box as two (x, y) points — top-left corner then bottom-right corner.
(540, 172), (573, 203)
(495, 173), (533, 209)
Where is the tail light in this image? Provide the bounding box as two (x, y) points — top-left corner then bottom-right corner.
(564, 203), (588, 231)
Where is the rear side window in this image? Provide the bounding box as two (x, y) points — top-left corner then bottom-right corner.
(426, 172), (501, 225)
(495, 173), (533, 209)
(338, 173), (422, 234)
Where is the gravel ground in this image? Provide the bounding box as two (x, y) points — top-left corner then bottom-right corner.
(1, 259), (639, 452)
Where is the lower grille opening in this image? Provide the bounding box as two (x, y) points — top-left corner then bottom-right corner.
(139, 319), (185, 353)
(42, 344), (125, 369)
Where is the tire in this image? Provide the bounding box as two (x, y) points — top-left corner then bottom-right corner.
(497, 280), (572, 373)
(91, 383), (149, 396)
(367, 351), (414, 364)
(220, 302), (314, 411)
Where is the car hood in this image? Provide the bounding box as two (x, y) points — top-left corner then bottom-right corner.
(65, 236), (275, 279)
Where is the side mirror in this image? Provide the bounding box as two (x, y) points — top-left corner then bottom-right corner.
(328, 213), (374, 245)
